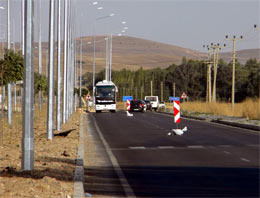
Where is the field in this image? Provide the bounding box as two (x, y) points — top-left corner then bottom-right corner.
(166, 98), (260, 120)
(117, 98), (259, 120)
(0, 104), (81, 197)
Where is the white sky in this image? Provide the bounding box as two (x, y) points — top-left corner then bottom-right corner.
(0, 0), (259, 53)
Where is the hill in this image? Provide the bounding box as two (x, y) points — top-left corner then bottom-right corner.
(0, 36), (259, 75)
(80, 35), (206, 72)
(79, 36), (260, 72)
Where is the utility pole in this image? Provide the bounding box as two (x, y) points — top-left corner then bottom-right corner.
(211, 43), (226, 102)
(160, 81), (163, 101)
(150, 80), (153, 96)
(210, 44), (217, 102)
(226, 35), (243, 108)
(141, 86), (143, 100)
(172, 82), (175, 97)
(203, 45), (214, 103)
(254, 25), (260, 98)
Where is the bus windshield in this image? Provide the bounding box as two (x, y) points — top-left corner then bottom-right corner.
(96, 86), (115, 98)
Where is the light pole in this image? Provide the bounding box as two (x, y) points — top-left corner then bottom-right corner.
(226, 35), (243, 108)
(108, 23), (128, 81)
(47, 0), (55, 140)
(56, 0), (61, 131)
(92, 13), (114, 103)
(22, 0), (34, 171)
(79, 37), (82, 108)
(63, 0), (68, 124)
(7, 0), (11, 125)
(254, 25), (260, 97)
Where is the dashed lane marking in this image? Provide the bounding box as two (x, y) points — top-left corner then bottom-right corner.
(219, 145), (232, 148)
(158, 146), (175, 149)
(223, 151), (231, 154)
(240, 158), (251, 162)
(247, 144), (259, 147)
(129, 146), (146, 150)
(187, 145), (205, 149)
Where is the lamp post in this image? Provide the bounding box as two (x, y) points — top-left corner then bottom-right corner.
(108, 26), (128, 81)
(92, 13), (114, 103)
(22, 0), (34, 171)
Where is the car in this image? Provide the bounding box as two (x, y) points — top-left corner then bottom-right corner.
(130, 100), (146, 112)
(144, 100), (152, 111)
(144, 96), (159, 111)
(159, 101), (166, 108)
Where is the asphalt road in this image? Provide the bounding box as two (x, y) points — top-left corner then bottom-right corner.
(86, 111), (259, 197)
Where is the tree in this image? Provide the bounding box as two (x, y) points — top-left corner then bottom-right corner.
(34, 72), (48, 96)
(0, 49), (24, 85)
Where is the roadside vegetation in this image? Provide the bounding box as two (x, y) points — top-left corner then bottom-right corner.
(166, 98), (259, 120)
(83, 57), (259, 104)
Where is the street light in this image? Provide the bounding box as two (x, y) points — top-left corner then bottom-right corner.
(92, 13), (114, 103)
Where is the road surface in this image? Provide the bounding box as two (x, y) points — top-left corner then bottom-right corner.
(84, 111), (259, 197)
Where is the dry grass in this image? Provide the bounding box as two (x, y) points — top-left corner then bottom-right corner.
(166, 98), (260, 120)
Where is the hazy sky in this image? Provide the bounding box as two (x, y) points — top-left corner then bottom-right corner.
(0, 0), (259, 53)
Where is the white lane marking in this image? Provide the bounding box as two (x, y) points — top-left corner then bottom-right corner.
(240, 158), (251, 162)
(91, 114), (136, 198)
(187, 145), (204, 149)
(223, 151), (231, 154)
(129, 146), (146, 150)
(158, 146), (175, 149)
(247, 144), (259, 147)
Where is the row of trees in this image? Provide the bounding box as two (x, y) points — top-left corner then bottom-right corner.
(1, 49), (259, 103)
(83, 57), (259, 102)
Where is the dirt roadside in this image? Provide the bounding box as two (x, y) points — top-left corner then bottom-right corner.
(0, 106), (81, 198)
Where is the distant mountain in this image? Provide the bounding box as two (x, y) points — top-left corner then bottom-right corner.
(80, 36), (206, 72)
(219, 49), (260, 64)
(0, 36), (259, 75)
(80, 36), (259, 72)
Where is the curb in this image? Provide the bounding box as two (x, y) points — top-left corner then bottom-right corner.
(73, 113), (85, 198)
(157, 110), (260, 132)
(211, 119), (260, 131)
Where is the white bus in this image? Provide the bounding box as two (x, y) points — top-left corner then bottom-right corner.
(95, 80), (117, 113)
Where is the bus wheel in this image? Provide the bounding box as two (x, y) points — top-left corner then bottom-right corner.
(110, 110), (116, 113)
(96, 110), (101, 113)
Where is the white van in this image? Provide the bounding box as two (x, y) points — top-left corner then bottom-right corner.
(144, 96), (159, 111)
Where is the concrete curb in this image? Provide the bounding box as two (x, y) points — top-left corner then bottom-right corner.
(73, 113), (85, 198)
(211, 119), (260, 131)
(157, 110), (260, 132)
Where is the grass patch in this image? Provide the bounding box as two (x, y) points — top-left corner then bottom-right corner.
(166, 98), (260, 120)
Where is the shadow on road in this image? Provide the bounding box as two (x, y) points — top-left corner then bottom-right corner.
(84, 165), (259, 197)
